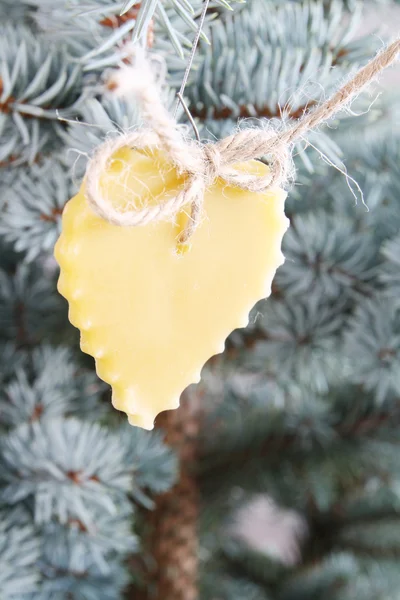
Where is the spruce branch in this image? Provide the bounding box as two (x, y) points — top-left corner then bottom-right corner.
(199, 389), (400, 497)
(0, 264), (67, 347)
(0, 0), (34, 24)
(344, 295), (400, 403)
(235, 295), (346, 395)
(327, 133), (400, 242)
(31, 0), (225, 70)
(188, 0), (375, 170)
(0, 161), (75, 262)
(275, 212), (379, 301)
(0, 418), (135, 525)
(381, 235), (400, 306)
(0, 506), (41, 598)
(0, 341), (25, 385)
(335, 518), (400, 557)
(0, 24), (84, 165)
(0, 345), (106, 428)
(27, 544), (131, 600)
(121, 426), (178, 503)
(61, 92), (179, 178)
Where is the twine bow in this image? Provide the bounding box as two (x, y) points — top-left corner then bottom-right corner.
(85, 39), (400, 243)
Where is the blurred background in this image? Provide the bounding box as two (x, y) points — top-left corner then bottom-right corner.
(0, 0), (399, 599)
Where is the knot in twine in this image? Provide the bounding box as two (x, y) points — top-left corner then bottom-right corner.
(85, 39), (400, 243)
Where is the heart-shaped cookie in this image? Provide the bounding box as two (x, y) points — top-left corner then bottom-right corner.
(55, 147), (288, 429)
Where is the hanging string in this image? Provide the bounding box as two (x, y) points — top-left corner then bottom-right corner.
(85, 38), (400, 243)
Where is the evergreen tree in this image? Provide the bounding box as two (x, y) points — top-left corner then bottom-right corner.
(0, 0), (399, 599)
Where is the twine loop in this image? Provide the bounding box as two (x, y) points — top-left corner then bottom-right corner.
(85, 39), (400, 243)
(85, 94), (290, 243)
(202, 144), (222, 186)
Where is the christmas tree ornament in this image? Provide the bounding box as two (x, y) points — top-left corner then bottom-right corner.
(55, 143), (288, 429)
(55, 39), (400, 429)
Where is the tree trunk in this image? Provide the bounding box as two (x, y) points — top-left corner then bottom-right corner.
(137, 388), (201, 600)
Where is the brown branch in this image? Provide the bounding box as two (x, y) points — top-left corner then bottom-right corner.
(15, 301), (27, 347)
(100, 5), (154, 48)
(100, 7), (141, 28)
(40, 207), (64, 222)
(191, 100), (317, 122)
(0, 78), (15, 114)
(0, 77), (75, 125)
(30, 403), (44, 422)
(65, 470), (100, 484)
